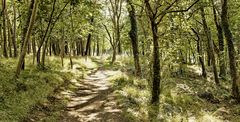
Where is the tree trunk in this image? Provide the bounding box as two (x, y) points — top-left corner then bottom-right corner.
(93, 40), (96, 56)
(76, 41), (80, 55)
(85, 33), (92, 56)
(217, 24), (226, 77)
(2, 0), (8, 58)
(221, 0), (239, 100)
(60, 29), (65, 67)
(201, 7), (219, 85)
(69, 6), (74, 69)
(7, 23), (12, 57)
(85, 17), (94, 56)
(211, 0), (226, 78)
(192, 28), (207, 78)
(20, 0), (34, 70)
(80, 39), (84, 56)
(49, 40), (52, 56)
(36, 0), (56, 64)
(97, 39), (100, 56)
(32, 36), (36, 64)
(112, 47), (116, 64)
(127, 0), (141, 77)
(6, 5), (17, 58)
(41, 41), (48, 66)
(151, 20), (161, 104)
(15, 0), (38, 77)
(12, 0), (17, 57)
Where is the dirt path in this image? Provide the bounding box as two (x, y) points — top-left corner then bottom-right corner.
(59, 68), (127, 122)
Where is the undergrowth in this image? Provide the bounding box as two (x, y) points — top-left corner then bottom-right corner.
(109, 56), (240, 122)
(0, 56), (73, 121)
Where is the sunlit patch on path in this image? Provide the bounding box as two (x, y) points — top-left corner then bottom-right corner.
(60, 68), (126, 122)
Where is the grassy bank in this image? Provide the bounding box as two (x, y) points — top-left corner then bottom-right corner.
(0, 56), (76, 121)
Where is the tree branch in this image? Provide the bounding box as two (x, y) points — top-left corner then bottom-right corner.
(103, 24), (114, 47)
(166, 0), (199, 13)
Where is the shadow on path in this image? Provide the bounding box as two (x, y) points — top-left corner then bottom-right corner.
(59, 68), (127, 122)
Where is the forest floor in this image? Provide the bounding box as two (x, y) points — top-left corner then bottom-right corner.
(59, 65), (126, 122)
(1, 56), (240, 122)
(24, 56), (129, 122)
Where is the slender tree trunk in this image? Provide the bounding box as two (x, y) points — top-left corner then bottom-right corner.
(7, 23), (12, 57)
(15, 0), (38, 77)
(69, 6), (74, 69)
(221, 0), (239, 100)
(32, 36), (36, 64)
(211, 0), (226, 77)
(85, 17), (94, 56)
(60, 29), (65, 67)
(117, 27), (121, 54)
(2, 0), (8, 58)
(0, 24), (3, 56)
(37, 0), (68, 66)
(21, 0), (35, 70)
(144, 0), (161, 104)
(192, 28), (207, 78)
(103, 23), (117, 64)
(112, 47), (116, 64)
(69, 45), (73, 69)
(85, 33), (92, 56)
(8, 28), (12, 57)
(41, 41), (48, 66)
(151, 21), (160, 104)
(201, 7), (219, 85)
(11, 0), (17, 57)
(127, 0), (141, 76)
(49, 40), (52, 56)
(97, 39), (100, 56)
(81, 40), (84, 56)
(207, 50), (211, 66)
(76, 41), (80, 55)
(93, 40), (96, 56)
(37, 0), (56, 66)
(217, 24), (226, 77)
(6, 11), (17, 58)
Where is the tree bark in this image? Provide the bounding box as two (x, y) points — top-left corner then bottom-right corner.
(127, 0), (141, 77)
(12, 0), (17, 57)
(85, 33), (92, 56)
(15, 0), (38, 77)
(37, 0), (56, 66)
(7, 24), (12, 57)
(112, 47), (116, 63)
(103, 23), (117, 64)
(191, 28), (207, 78)
(151, 20), (161, 104)
(221, 0), (239, 100)
(2, 0), (8, 58)
(211, 0), (226, 78)
(85, 17), (94, 56)
(97, 39), (100, 56)
(60, 29), (65, 67)
(201, 7), (219, 85)
(32, 36), (36, 64)
(144, 0), (161, 104)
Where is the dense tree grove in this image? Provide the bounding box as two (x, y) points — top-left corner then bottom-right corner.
(0, 0), (240, 121)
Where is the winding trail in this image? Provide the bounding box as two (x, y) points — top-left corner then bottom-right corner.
(60, 67), (126, 122)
